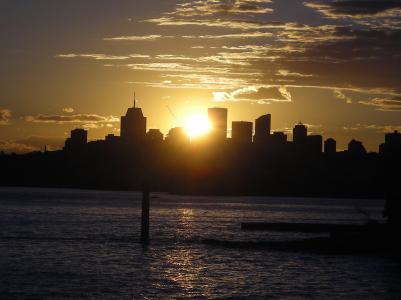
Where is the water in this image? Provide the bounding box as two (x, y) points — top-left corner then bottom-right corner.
(1, 187), (400, 299)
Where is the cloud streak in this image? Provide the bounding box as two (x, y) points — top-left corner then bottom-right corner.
(0, 108), (11, 125)
(25, 114), (119, 124)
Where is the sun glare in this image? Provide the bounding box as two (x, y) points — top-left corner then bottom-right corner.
(184, 114), (211, 139)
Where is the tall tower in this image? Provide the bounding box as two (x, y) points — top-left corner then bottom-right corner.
(293, 122), (307, 144)
(324, 138), (336, 155)
(120, 93), (147, 142)
(254, 114), (271, 142)
(208, 107), (227, 140)
(232, 121), (253, 144)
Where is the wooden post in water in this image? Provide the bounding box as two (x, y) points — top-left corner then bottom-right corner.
(141, 185), (150, 243)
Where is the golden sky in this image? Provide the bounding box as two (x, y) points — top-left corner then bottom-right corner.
(1, 0), (401, 152)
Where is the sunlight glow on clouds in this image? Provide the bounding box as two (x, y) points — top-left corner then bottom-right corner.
(0, 108), (11, 125)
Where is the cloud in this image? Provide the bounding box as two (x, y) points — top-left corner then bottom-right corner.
(213, 85), (292, 103)
(0, 136), (65, 154)
(170, 0), (273, 16)
(15, 136), (65, 151)
(130, 73), (249, 90)
(24, 114), (119, 124)
(56, 53), (150, 60)
(342, 123), (401, 132)
(0, 108), (11, 125)
(103, 35), (164, 41)
(305, 1), (401, 18)
(62, 107), (74, 113)
(358, 97), (401, 111)
(334, 89), (352, 103)
(183, 31), (273, 39)
(0, 141), (39, 154)
(145, 17), (304, 30)
(277, 69), (314, 78)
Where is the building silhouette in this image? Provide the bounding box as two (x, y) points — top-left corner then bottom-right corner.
(208, 107), (227, 140)
(324, 138), (336, 155)
(146, 129), (164, 143)
(166, 127), (189, 145)
(105, 134), (119, 143)
(270, 132), (288, 149)
(348, 139), (367, 156)
(307, 135), (323, 155)
(2, 100), (400, 200)
(232, 121), (253, 144)
(64, 128), (87, 151)
(293, 122), (307, 144)
(381, 130), (401, 156)
(121, 97), (146, 142)
(254, 114), (271, 143)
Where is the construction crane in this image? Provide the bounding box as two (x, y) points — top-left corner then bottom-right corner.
(166, 105), (179, 126)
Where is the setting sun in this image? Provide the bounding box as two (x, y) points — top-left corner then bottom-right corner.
(184, 114), (211, 139)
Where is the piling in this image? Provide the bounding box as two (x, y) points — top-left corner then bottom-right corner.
(141, 187), (150, 243)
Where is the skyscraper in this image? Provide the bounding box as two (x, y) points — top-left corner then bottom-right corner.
(293, 122), (307, 144)
(64, 128), (87, 151)
(324, 138), (336, 155)
(254, 114), (271, 143)
(383, 130), (401, 156)
(232, 121), (253, 144)
(120, 97), (146, 142)
(208, 107), (227, 140)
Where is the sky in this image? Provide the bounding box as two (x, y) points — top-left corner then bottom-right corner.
(1, 0), (401, 153)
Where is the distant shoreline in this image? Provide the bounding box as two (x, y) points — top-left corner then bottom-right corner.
(0, 184), (385, 201)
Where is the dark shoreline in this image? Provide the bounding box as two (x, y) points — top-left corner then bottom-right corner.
(0, 184), (386, 200)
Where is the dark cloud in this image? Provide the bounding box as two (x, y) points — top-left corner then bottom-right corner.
(24, 114), (119, 124)
(269, 27), (401, 92)
(305, 1), (401, 18)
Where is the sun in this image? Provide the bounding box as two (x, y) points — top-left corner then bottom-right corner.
(184, 114), (211, 139)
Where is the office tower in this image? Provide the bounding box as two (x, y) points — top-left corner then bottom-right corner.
(324, 138), (336, 155)
(146, 129), (164, 143)
(64, 128), (87, 150)
(120, 98), (146, 142)
(208, 107), (227, 140)
(254, 114), (271, 143)
(307, 135), (323, 154)
(383, 130), (401, 156)
(293, 122), (307, 144)
(232, 121), (253, 143)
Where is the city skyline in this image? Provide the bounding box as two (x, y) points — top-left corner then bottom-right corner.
(2, 96), (398, 153)
(61, 100), (398, 155)
(1, 0), (401, 153)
